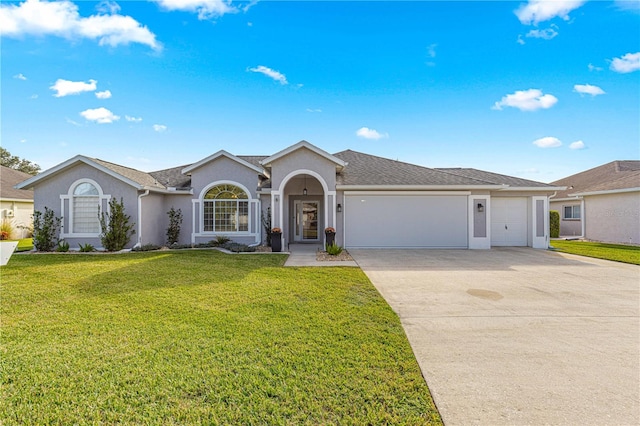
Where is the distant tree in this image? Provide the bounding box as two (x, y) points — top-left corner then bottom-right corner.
(0, 147), (41, 175)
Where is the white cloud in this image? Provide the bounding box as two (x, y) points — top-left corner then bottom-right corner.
(517, 35), (526, 45)
(306, 108), (322, 113)
(614, 0), (640, 12)
(427, 43), (437, 58)
(492, 89), (558, 111)
(532, 136), (562, 148)
(96, 0), (120, 15)
(125, 115), (142, 122)
(569, 140), (585, 150)
(66, 117), (82, 126)
(573, 84), (605, 96)
(20, 138), (27, 143)
(610, 52), (640, 73)
(515, 0), (586, 25)
(588, 63), (603, 72)
(248, 65), (288, 85)
(95, 89), (112, 99)
(13, 73), (27, 80)
(526, 27), (558, 40)
(80, 107), (119, 124)
(30, 94), (38, 99)
(0, 0), (161, 50)
(153, 124), (167, 132)
(50, 78), (97, 97)
(154, 0), (235, 20)
(356, 127), (388, 140)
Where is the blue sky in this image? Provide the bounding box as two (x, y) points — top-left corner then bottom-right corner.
(2, 0), (639, 183)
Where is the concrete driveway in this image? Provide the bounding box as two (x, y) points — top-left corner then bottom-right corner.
(350, 248), (639, 426)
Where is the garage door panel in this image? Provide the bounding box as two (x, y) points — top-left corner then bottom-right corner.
(491, 197), (528, 246)
(345, 195), (468, 248)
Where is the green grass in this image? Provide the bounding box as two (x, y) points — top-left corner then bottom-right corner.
(551, 240), (640, 265)
(1, 250), (441, 424)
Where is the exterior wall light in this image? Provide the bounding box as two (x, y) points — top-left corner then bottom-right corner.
(477, 202), (484, 212)
(337, 203), (342, 213)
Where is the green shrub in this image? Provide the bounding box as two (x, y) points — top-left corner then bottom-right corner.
(78, 243), (96, 252)
(56, 240), (70, 252)
(261, 207), (272, 247)
(326, 242), (343, 256)
(222, 242), (256, 253)
(32, 207), (62, 252)
(166, 207), (183, 246)
(132, 243), (162, 252)
(100, 198), (135, 251)
(550, 210), (560, 238)
(212, 235), (231, 247)
(0, 219), (15, 240)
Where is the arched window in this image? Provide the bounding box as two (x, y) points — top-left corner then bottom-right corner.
(203, 184), (249, 232)
(72, 181), (101, 234)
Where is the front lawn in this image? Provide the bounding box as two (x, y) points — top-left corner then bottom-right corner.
(551, 240), (640, 265)
(1, 250), (441, 424)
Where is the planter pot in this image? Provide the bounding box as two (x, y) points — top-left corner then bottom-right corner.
(271, 232), (282, 252)
(0, 241), (19, 266)
(325, 232), (336, 247)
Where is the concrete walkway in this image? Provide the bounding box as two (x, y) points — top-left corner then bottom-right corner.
(350, 248), (640, 426)
(283, 244), (358, 267)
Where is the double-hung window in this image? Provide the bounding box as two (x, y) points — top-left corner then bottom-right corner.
(563, 205), (581, 220)
(203, 184), (249, 232)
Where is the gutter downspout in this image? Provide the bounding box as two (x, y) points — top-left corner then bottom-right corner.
(135, 190), (150, 248)
(580, 197), (585, 238)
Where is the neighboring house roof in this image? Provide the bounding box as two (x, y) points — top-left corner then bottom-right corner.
(551, 160), (640, 199)
(1, 165), (34, 201)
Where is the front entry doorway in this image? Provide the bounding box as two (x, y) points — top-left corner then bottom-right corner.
(294, 200), (320, 242)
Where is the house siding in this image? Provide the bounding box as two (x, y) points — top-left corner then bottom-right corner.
(584, 192), (640, 245)
(32, 163), (140, 249)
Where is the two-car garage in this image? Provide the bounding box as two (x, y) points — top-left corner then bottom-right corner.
(344, 193), (469, 248)
(343, 193), (533, 249)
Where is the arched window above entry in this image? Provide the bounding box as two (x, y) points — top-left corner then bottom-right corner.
(202, 184), (249, 232)
(70, 180), (102, 234)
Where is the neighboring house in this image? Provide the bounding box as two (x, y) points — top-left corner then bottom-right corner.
(1, 165), (35, 238)
(550, 161), (640, 245)
(16, 140), (562, 250)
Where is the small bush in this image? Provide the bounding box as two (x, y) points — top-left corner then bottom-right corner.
(212, 235), (231, 247)
(1, 219), (15, 240)
(550, 210), (560, 238)
(222, 242), (256, 253)
(100, 198), (135, 251)
(78, 243), (96, 252)
(326, 242), (343, 256)
(166, 207), (183, 246)
(132, 243), (161, 252)
(56, 240), (70, 252)
(32, 207), (62, 252)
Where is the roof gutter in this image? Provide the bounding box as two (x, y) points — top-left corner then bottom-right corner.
(497, 186), (566, 192)
(336, 184), (508, 191)
(569, 187), (640, 197)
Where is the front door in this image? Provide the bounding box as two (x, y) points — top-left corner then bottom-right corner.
(294, 200), (319, 242)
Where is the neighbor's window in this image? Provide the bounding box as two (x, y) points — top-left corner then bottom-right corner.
(203, 184), (249, 232)
(73, 182), (100, 233)
(563, 205), (581, 220)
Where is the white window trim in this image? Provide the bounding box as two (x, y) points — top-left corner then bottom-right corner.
(562, 204), (581, 220)
(198, 181), (253, 235)
(60, 178), (111, 238)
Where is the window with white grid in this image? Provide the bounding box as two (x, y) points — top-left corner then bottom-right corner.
(203, 184), (249, 233)
(73, 183), (100, 233)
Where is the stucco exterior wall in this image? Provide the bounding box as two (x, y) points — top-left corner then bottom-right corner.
(1, 200), (33, 238)
(550, 201), (582, 237)
(32, 163), (139, 249)
(162, 193), (195, 246)
(138, 192), (166, 246)
(584, 192), (640, 245)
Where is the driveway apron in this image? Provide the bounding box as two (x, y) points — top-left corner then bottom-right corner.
(350, 248), (640, 426)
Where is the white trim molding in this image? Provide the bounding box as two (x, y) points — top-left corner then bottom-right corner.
(60, 178), (111, 238)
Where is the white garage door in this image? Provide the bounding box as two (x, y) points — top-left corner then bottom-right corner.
(344, 194), (468, 248)
(491, 197), (528, 246)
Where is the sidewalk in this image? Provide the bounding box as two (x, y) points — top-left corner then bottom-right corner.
(284, 244), (358, 267)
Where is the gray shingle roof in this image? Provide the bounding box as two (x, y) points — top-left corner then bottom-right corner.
(1, 165), (34, 200)
(551, 160), (640, 198)
(436, 168), (555, 188)
(334, 150), (505, 186)
(92, 158), (166, 190)
(149, 165), (192, 189)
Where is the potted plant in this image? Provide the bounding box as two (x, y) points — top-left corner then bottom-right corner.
(324, 227), (336, 248)
(271, 227), (282, 252)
